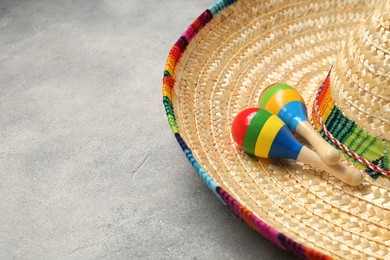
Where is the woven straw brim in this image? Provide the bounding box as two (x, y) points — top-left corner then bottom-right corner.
(163, 0), (389, 259)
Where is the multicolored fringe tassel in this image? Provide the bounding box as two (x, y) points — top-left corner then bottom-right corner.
(312, 71), (390, 178)
(162, 0), (332, 259)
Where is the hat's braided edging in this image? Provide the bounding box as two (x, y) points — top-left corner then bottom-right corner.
(162, 0), (332, 259)
(313, 71), (390, 178)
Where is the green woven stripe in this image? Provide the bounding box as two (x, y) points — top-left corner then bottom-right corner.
(327, 108), (342, 134)
(333, 114), (347, 137)
(167, 114), (179, 134)
(338, 120), (356, 143)
(324, 106), (339, 130)
(346, 127), (363, 151)
(359, 137), (380, 159)
(322, 105), (389, 177)
(324, 107), (357, 145)
(355, 134), (373, 155)
(163, 96), (174, 113)
(163, 96), (179, 134)
(384, 143), (389, 169)
(243, 110), (271, 155)
(258, 83), (294, 108)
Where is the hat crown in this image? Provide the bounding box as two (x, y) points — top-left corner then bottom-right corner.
(330, 1), (390, 141)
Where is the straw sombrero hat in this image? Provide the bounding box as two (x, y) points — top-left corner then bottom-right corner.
(162, 0), (389, 259)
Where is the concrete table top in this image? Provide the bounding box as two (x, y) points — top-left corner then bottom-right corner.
(0, 0), (296, 259)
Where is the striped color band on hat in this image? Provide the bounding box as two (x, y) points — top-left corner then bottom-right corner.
(312, 71), (390, 178)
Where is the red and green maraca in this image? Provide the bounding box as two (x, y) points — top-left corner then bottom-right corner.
(258, 83), (340, 165)
(232, 108), (363, 186)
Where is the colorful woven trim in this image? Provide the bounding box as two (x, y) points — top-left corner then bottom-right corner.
(162, 0), (332, 259)
(312, 71), (390, 179)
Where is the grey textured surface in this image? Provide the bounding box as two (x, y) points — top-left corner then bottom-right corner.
(0, 1), (296, 259)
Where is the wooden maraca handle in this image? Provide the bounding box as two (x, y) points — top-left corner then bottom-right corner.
(297, 146), (363, 186)
(296, 121), (340, 165)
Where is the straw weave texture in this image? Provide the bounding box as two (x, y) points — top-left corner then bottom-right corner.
(331, 1), (390, 140)
(171, 0), (389, 258)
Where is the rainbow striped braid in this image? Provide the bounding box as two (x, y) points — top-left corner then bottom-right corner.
(312, 72), (390, 178)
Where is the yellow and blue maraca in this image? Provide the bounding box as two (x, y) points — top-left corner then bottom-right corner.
(232, 108), (363, 186)
(258, 83), (340, 165)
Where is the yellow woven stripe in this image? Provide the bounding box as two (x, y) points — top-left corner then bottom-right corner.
(321, 99), (335, 122)
(265, 89), (304, 115)
(254, 115), (284, 158)
(163, 84), (174, 102)
(164, 56), (177, 78)
(314, 93), (335, 129)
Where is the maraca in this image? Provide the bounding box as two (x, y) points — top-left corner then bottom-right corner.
(259, 83), (340, 165)
(232, 108), (363, 186)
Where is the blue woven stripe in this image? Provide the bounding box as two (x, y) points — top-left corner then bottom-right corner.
(163, 96), (174, 116)
(175, 134), (223, 201)
(208, 0), (238, 16)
